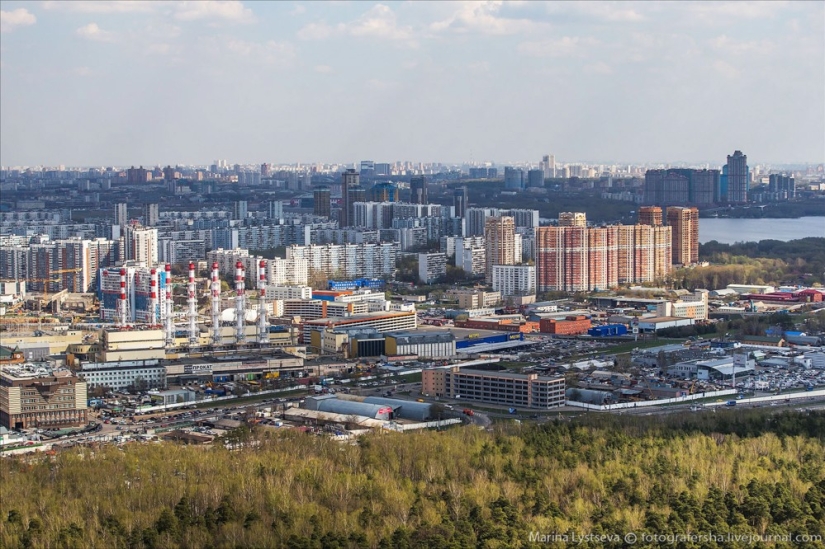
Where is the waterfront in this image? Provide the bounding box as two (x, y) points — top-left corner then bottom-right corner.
(699, 216), (824, 244)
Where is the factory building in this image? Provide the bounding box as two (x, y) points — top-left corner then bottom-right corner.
(98, 266), (169, 324)
(303, 311), (417, 345)
(539, 315), (592, 335)
(385, 331), (456, 359)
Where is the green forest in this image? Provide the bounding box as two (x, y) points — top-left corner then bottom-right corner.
(667, 238), (825, 289)
(2, 410), (825, 548)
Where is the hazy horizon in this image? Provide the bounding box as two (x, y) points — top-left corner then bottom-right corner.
(1, 1), (823, 167)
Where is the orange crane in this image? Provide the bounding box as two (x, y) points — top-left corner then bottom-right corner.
(27, 267), (83, 310)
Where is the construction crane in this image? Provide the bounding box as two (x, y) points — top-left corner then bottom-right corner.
(26, 267), (83, 314)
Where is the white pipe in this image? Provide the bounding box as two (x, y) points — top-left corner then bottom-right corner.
(235, 260), (245, 344)
(211, 262), (221, 345)
(188, 261), (198, 347)
(165, 263), (174, 347)
(258, 259), (268, 344)
(149, 268), (158, 325)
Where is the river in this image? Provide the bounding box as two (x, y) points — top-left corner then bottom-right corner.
(699, 216), (824, 244)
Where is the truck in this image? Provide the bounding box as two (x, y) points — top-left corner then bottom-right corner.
(725, 400), (737, 407)
(463, 408), (474, 416)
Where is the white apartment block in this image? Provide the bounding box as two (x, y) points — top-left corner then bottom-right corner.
(287, 243), (397, 279)
(265, 285), (313, 300)
(418, 252), (447, 284)
(492, 265), (537, 297)
(123, 225), (158, 267)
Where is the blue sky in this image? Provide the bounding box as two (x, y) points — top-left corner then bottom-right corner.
(0, 1), (822, 167)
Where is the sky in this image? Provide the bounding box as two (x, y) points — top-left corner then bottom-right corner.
(0, 1), (823, 167)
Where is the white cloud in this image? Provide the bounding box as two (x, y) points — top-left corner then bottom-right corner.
(0, 8), (36, 32)
(290, 4), (306, 16)
(42, 1), (158, 14)
(709, 35), (775, 56)
(146, 43), (171, 55)
(518, 37), (598, 58)
(679, 1), (789, 22)
(314, 64), (333, 73)
(430, 1), (546, 35)
(76, 23), (115, 42)
(584, 61), (614, 75)
(225, 39), (295, 65)
(298, 4), (416, 46)
(174, 1), (255, 23)
(557, 3), (645, 22)
(297, 21), (341, 40)
(712, 59), (741, 78)
(350, 4), (414, 43)
(366, 79), (399, 91)
(72, 66), (93, 76)
(467, 61), (490, 73)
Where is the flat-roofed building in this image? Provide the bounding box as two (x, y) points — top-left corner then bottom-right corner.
(76, 359), (166, 390)
(385, 331), (456, 358)
(0, 367), (88, 430)
(423, 367), (565, 409)
(304, 311), (416, 345)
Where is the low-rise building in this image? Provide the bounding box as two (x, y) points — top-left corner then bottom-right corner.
(539, 315), (591, 335)
(75, 359), (166, 390)
(385, 331), (456, 358)
(303, 311), (417, 345)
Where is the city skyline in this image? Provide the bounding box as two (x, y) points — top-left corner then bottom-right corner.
(1, 1), (823, 166)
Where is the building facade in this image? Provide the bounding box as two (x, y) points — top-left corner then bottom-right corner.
(0, 371), (88, 430)
(422, 367), (565, 409)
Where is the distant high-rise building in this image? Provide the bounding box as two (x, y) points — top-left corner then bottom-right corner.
(504, 167), (525, 190)
(527, 169), (544, 189)
(541, 154), (556, 178)
(114, 203), (128, 227)
(143, 203), (159, 227)
(123, 224), (158, 266)
(162, 166), (177, 182)
(370, 182), (399, 203)
(644, 169), (720, 205)
(666, 207), (699, 266)
(453, 186), (468, 218)
(126, 166), (147, 185)
(410, 176), (428, 204)
(374, 163), (391, 177)
(313, 187), (331, 218)
(725, 150), (749, 204)
(768, 174), (795, 200)
(347, 186), (367, 227)
(340, 169), (359, 227)
(558, 212), (586, 227)
(484, 216), (516, 282)
(268, 200), (284, 220)
(261, 163), (272, 177)
(360, 161), (375, 180)
(638, 206), (663, 226)
(233, 200), (248, 221)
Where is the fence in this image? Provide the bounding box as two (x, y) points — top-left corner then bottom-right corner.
(566, 389), (738, 411)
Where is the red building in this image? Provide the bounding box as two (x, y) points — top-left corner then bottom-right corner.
(539, 316), (592, 335)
